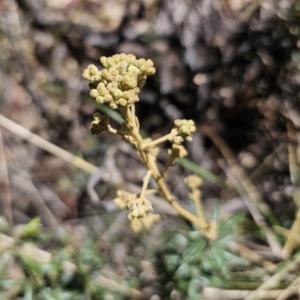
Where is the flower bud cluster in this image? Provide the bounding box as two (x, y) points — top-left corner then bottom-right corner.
(127, 198), (153, 220)
(82, 53), (156, 109)
(131, 214), (161, 233)
(171, 119), (196, 144)
(167, 144), (187, 159)
(90, 113), (109, 135)
(114, 190), (153, 220)
(184, 175), (203, 190)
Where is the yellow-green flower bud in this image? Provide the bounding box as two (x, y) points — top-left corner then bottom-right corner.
(88, 64), (98, 75)
(90, 89), (99, 98)
(122, 91), (129, 100)
(100, 56), (108, 68)
(123, 77), (137, 89)
(185, 175), (203, 189)
(103, 94), (113, 103)
(130, 209), (139, 219)
(82, 70), (90, 80)
(128, 65), (140, 73)
(173, 136), (184, 144)
(138, 207), (146, 218)
(144, 67), (156, 76)
(106, 81), (118, 92)
(114, 197), (126, 209)
(135, 58), (146, 67)
(106, 57), (115, 67)
(114, 89), (123, 99)
(110, 102), (118, 109)
(120, 53), (127, 61)
(168, 144), (187, 158)
(115, 75), (123, 82)
(118, 98), (127, 106)
(112, 54), (121, 63)
(134, 87), (140, 94)
(126, 54), (136, 64)
(96, 96), (104, 103)
(109, 68), (118, 77)
(174, 119), (181, 127)
(145, 59), (154, 68)
(180, 125), (188, 134)
(101, 69), (111, 80)
(128, 95), (138, 104)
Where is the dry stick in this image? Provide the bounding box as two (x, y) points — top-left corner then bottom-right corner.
(11, 172), (58, 227)
(91, 275), (143, 299)
(248, 144), (285, 182)
(0, 130), (12, 224)
(274, 225), (300, 244)
(275, 276), (300, 300)
(283, 121), (300, 258)
(0, 114), (98, 174)
(227, 241), (273, 268)
(244, 253), (300, 300)
(0, 115), (177, 217)
(219, 159), (282, 259)
(203, 287), (295, 300)
(202, 125), (282, 258)
(283, 100), (300, 128)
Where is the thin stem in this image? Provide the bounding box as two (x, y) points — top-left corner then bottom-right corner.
(107, 126), (125, 136)
(123, 106), (209, 233)
(191, 190), (207, 227)
(145, 189), (159, 195)
(140, 170), (152, 199)
(143, 133), (176, 149)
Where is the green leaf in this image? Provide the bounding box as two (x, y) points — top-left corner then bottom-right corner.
(183, 238), (206, 264)
(177, 158), (225, 185)
(24, 283), (34, 300)
(15, 217), (42, 240)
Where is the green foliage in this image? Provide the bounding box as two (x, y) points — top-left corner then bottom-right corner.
(0, 219), (132, 299)
(152, 210), (248, 300)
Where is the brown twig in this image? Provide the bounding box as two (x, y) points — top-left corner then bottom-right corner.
(227, 241), (273, 268)
(0, 130), (12, 224)
(275, 276), (300, 300)
(203, 287), (296, 300)
(219, 158), (282, 258)
(244, 253), (300, 300)
(0, 114), (98, 174)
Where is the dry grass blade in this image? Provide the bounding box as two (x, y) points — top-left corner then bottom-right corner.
(92, 275), (143, 299)
(11, 172), (58, 227)
(249, 144), (285, 181)
(275, 276), (300, 300)
(0, 114), (177, 217)
(202, 125), (282, 257)
(283, 121), (300, 258)
(244, 253), (300, 300)
(0, 130), (12, 224)
(0, 114), (98, 175)
(227, 241), (273, 268)
(203, 287), (297, 300)
(219, 158), (282, 258)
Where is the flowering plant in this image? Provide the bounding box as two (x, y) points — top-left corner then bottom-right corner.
(83, 54), (216, 238)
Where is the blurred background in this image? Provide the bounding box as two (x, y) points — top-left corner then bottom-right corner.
(1, 0), (300, 299)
